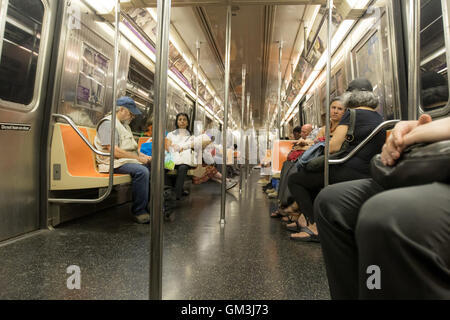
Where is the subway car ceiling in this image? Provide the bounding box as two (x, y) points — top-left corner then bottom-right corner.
(75, 0), (448, 132)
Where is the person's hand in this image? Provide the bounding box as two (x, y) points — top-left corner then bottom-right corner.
(138, 154), (151, 164)
(172, 144), (181, 152)
(381, 114), (432, 166)
(297, 138), (308, 146)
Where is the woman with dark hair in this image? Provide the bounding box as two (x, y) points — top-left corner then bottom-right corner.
(285, 79), (386, 241)
(166, 113), (195, 200)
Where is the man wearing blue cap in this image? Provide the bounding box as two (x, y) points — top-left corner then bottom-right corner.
(94, 96), (152, 224)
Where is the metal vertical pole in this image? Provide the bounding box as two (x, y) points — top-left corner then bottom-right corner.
(246, 93), (250, 179)
(408, 0), (420, 120)
(324, 0), (333, 187)
(239, 65), (246, 193)
(150, 0), (171, 300)
(195, 40), (201, 121)
(277, 41), (282, 140)
(221, 5), (231, 225)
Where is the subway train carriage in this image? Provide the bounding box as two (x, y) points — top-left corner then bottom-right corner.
(0, 0), (449, 301)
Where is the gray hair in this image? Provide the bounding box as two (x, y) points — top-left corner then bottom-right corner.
(330, 96), (343, 105)
(342, 90), (379, 109)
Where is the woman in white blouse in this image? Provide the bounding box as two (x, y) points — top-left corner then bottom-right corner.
(166, 113), (195, 200)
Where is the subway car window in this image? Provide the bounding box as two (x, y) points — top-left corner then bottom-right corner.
(0, 0), (44, 105)
(420, 0), (449, 111)
(127, 56), (154, 134)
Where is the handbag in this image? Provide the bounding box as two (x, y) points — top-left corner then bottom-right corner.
(287, 149), (305, 162)
(299, 109), (356, 172)
(370, 140), (450, 189)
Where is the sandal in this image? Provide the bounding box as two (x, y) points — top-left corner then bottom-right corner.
(290, 226), (320, 243)
(281, 215), (299, 223)
(279, 202), (300, 216)
(270, 209), (283, 218)
(286, 219), (303, 232)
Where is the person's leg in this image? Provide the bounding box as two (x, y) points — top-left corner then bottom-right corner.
(314, 178), (383, 299)
(174, 164), (189, 199)
(356, 183), (450, 299)
(115, 163), (150, 215)
(287, 168), (323, 224)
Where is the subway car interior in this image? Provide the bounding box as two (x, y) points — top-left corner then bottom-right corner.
(0, 0), (449, 300)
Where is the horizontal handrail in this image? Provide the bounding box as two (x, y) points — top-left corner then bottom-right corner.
(329, 120), (400, 165)
(52, 114), (110, 156)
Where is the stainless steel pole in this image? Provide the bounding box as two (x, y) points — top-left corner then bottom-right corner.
(195, 40), (200, 121)
(277, 41), (282, 140)
(150, 0), (171, 300)
(221, 5), (232, 225)
(324, 0), (333, 187)
(408, 0), (420, 120)
(239, 65), (246, 193)
(245, 93), (250, 179)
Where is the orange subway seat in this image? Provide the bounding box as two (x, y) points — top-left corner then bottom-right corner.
(59, 124), (126, 178)
(272, 140), (297, 173)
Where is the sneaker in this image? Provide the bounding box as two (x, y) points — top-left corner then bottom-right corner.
(268, 192), (278, 199)
(265, 188), (275, 194)
(133, 213), (150, 224)
(226, 179), (238, 190)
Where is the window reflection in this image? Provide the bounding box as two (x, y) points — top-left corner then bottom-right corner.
(420, 0), (449, 110)
(0, 0), (44, 105)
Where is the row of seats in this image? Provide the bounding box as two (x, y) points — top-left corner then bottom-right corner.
(50, 123), (195, 190)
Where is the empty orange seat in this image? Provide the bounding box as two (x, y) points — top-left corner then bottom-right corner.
(271, 140), (298, 173)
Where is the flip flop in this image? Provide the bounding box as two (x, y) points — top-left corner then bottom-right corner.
(290, 226), (320, 243)
(270, 209), (283, 218)
(286, 220), (303, 232)
(281, 214), (300, 223)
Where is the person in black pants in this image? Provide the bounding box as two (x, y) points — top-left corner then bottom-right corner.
(286, 79), (386, 241)
(166, 113), (194, 200)
(315, 115), (450, 299)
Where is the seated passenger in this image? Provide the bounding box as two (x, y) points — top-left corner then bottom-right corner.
(191, 135), (237, 189)
(166, 113), (195, 200)
(293, 123), (315, 148)
(265, 125), (305, 198)
(94, 97), (152, 224)
(272, 97), (346, 216)
(286, 79), (386, 241)
(315, 114), (450, 299)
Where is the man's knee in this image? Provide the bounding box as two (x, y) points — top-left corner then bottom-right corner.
(134, 165), (150, 182)
(355, 190), (410, 242)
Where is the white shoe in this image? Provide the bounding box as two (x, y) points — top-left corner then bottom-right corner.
(268, 192), (278, 199)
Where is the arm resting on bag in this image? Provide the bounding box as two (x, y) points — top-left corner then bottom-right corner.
(329, 125), (348, 154)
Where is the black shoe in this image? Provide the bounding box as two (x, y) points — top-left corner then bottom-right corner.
(183, 190), (190, 196)
(164, 211), (175, 222)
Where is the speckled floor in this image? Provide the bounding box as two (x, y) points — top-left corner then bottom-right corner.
(0, 171), (330, 300)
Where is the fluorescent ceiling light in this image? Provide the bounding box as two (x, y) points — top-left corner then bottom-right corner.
(281, 0), (372, 123)
(84, 0), (130, 15)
